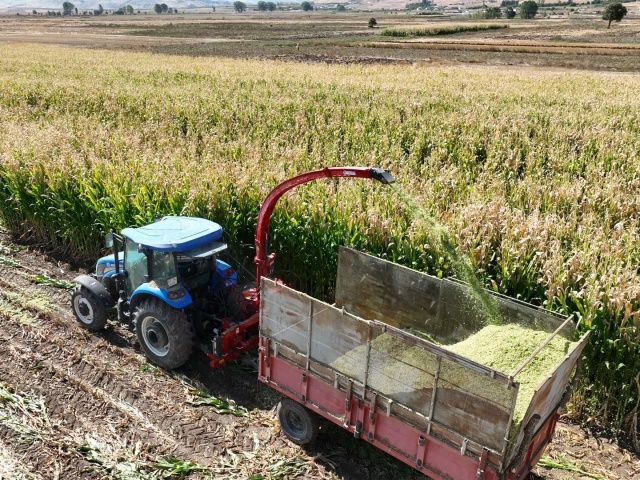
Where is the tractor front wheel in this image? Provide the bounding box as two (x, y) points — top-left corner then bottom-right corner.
(72, 287), (107, 331)
(277, 398), (319, 445)
(134, 299), (194, 370)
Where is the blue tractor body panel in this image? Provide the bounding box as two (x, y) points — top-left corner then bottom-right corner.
(92, 217), (235, 311)
(212, 259), (238, 291)
(122, 216), (224, 253)
(130, 282), (193, 310)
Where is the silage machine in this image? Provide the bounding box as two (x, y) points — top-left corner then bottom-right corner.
(71, 166), (587, 480)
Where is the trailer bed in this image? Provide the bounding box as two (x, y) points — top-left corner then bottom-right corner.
(258, 247), (589, 479)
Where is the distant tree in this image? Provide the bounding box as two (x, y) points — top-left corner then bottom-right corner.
(602, 3), (627, 29)
(368, 17), (377, 28)
(74, 7), (78, 14)
(479, 6), (502, 18)
(301, 1), (314, 11)
(505, 6), (516, 18)
(160, 3), (169, 12)
(267, 2), (277, 10)
(234, 1), (247, 12)
(519, 0), (538, 19)
(125, 5), (134, 14)
(336, 4), (346, 11)
(32, 9), (37, 15)
(62, 1), (75, 15)
(257, 1), (268, 10)
(154, 3), (163, 13)
(94, 4), (104, 15)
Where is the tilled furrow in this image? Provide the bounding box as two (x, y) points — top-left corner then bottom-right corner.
(0, 325), (191, 459)
(0, 406), (103, 480)
(0, 297), (268, 466)
(0, 437), (42, 480)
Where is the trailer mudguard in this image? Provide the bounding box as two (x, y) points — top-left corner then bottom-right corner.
(74, 274), (116, 308)
(130, 283), (193, 311)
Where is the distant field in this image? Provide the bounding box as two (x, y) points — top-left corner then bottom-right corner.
(1, 12), (640, 71)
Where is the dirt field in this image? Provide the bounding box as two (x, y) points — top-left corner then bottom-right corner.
(0, 231), (638, 479)
(1, 12), (640, 71)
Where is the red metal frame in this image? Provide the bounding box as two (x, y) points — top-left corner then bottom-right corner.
(254, 166), (392, 284)
(210, 166), (392, 367)
(259, 337), (502, 480)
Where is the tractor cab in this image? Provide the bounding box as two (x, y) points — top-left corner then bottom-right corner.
(72, 216), (246, 369)
(117, 216), (236, 307)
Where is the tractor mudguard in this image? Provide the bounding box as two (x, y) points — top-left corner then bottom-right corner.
(130, 283), (193, 311)
(74, 274), (116, 308)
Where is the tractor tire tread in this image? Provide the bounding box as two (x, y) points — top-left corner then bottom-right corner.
(134, 299), (194, 370)
(72, 287), (108, 331)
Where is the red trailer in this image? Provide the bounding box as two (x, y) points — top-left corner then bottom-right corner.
(210, 166), (589, 480)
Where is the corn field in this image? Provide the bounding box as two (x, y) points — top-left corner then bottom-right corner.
(0, 44), (638, 444)
(380, 23), (508, 37)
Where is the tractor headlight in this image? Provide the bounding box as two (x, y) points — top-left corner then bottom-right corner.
(96, 263), (115, 278)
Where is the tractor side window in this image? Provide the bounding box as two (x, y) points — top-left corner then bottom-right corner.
(152, 252), (178, 289)
(124, 238), (148, 293)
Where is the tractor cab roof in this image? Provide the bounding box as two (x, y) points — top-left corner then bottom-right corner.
(122, 216), (225, 253)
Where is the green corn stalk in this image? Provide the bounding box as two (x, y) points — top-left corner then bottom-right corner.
(187, 389), (249, 417)
(31, 274), (75, 290)
(538, 455), (605, 480)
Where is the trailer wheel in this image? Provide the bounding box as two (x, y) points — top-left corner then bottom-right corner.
(134, 299), (194, 370)
(72, 287), (107, 331)
(277, 398), (319, 445)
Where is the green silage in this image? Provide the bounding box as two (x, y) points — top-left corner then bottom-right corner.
(445, 324), (577, 427)
(331, 322), (576, 438)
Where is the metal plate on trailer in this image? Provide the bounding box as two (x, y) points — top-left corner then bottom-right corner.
(505, 332), (590, 464)
(335, 247), (574, 344)
(260, 280), (311, 355)
(261, 278), (519, 458)
(309, 298), (370, 383)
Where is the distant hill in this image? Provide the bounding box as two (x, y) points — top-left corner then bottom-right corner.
(2, 0), (222, 11)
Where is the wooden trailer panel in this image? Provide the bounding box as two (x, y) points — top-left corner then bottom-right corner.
(505, 332), (590, 467)
(335, 247), (575, 343)
(260, 278), (518, 460)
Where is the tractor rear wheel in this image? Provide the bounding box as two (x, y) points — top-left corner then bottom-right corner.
(277, 398), (319, 445)
(72, 287), (107, 331)
(134, 299), (194, 370)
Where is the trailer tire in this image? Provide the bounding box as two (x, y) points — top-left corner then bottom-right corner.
(134, 299), (194, 370)
(277, 398), (319, 445)
(72, 287), (108, 331)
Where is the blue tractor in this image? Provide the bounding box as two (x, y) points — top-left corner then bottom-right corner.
(71, 216), (247, 369)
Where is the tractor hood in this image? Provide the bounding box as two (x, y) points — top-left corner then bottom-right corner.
(122, 216), (224, 253)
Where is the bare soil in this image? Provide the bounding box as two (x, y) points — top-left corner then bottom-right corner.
(0, 230), (638, 479)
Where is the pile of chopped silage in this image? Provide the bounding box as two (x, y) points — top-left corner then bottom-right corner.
(445, 323), (576, 427)
(330, 323), (576, 435)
